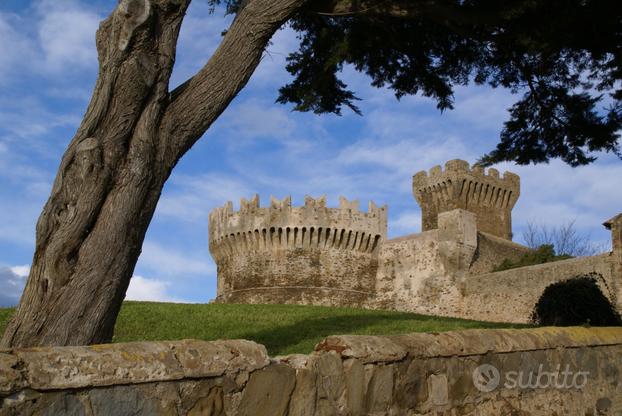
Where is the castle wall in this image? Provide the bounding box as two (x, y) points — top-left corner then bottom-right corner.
(3, 327), (622, 415)
(374, 229), (619, 323)
(216, 248), (379, 307)
(468, 231), (532, 275)
(461, 253), (619, 323)
(373, 209), (531, 318)
(374, 230), (453, 314)
(209, 195), (387, 307)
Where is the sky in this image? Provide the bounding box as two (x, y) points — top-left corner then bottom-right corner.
(1, 0), (620, 306)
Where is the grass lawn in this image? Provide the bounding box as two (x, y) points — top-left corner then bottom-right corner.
(0, 302), (528, 355)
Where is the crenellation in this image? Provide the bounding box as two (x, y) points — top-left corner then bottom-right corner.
(240, 194), (260, 213)
(304, 195), (326, 208)
(209, 196), (387, 241)
(209, 195), (389, 305)
(270, 195), (291, 210)
(339, 196), (359, 212)
(429, 165), (442, 176)
(412, 159), (520, 239)
(445, 158), (470, 172)
(414, 160), (520, 185)
(472, 165), (484, 175)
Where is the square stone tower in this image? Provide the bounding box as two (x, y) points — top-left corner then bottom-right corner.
(412, 159), (520, 240)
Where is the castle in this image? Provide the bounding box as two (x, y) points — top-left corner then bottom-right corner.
(209, 160), (622, 323)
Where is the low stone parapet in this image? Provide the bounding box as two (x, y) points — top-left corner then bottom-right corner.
(1, 327), (622, 415)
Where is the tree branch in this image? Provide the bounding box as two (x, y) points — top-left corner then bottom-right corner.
(310, 0), (504, 27)
(160, 0), (309, 163)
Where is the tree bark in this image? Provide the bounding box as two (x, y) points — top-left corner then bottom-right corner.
(1, 0), (307, 348)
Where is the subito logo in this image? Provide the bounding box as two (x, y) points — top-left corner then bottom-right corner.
(472, 364), (501, 392)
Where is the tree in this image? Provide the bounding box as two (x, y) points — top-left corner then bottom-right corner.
(522, 220), (605, 257)
(2, 0), (621, 347)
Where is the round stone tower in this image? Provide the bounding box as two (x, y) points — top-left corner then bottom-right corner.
(208, 195), (387, 307)
(412, 159), (520, 240)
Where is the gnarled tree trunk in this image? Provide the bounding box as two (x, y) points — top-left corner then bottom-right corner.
(1, 0), (307, 348)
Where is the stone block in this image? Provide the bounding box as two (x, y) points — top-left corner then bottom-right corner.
(237, 364), (296, 416)
(169, 339), (269, 378)
(15, 342), (182, 390)
(343, 359), (365, 416)
(364, 364), (394, 413)
(88, 385), (158, 415)
(288, 368), (317, 416)
(0, 353), (25, 395)
(316, 335), (407, 364)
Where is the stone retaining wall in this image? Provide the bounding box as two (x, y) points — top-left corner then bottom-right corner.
(462, 253), (619, 323)
(2, 327), (622, 415)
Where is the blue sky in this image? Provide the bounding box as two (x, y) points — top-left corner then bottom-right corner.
(1, 0), (620, 306)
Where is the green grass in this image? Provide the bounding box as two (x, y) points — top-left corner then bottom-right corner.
(0, 302), (528, 355)
(0, 307), (11, 340)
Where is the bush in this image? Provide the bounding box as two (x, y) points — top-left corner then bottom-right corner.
(531, 274), (622, 326)
(493, 244), (573, 272)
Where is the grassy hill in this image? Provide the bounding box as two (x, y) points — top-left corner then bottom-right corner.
(0, 302), (528, 355)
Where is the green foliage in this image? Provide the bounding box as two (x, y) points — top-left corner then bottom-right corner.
(278, 0), (621, 166)
(0, 302), (526, 355)
(531, 274), (622, 326)
(493, 244), (573, 272)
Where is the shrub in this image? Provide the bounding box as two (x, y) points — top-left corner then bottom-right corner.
(493, 244), (573, 272)
(531, 274), (622, 326)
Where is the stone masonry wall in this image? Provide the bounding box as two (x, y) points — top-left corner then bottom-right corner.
(461, 253), (619, 323)
(209, 195), (387, 307)
(2, 327), (622, 415)
(413, 159), (520, 240)
(373, 209), (532, 318)
(467, 231), (532, 276)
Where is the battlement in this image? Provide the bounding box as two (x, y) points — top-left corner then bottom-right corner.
(413, 159), (520, 190)
(412, 159), (520, 240)
(208, 195), (388, 261)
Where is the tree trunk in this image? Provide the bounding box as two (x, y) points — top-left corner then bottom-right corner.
(1, 0), (307, 348)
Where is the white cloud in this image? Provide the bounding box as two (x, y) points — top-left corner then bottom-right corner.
(138, 240), (213, 277)
(0, 2), (102, 81)
(339, 136), (474, 180)
(503, 158), (622, 233)
(390, 211), (422, 236)
(217, 99), (297, 141)
(0, 266), (190, 306)
(451, 85), (515, 131)
(10, 265), (30, 277)
(0, 265), (28, 307)
(126, 275), (188, 303)
(0, 95), (81, 146)
(157, 173), (253, 222)
(36, 0), (101, 73)
(0, 12), (36, 84)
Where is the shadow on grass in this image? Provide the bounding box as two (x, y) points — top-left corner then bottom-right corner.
(0, 303), (529, 356)
(236, 310), (525, 356)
